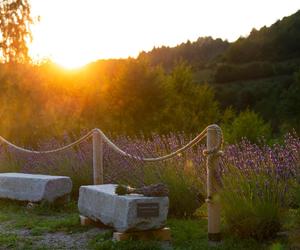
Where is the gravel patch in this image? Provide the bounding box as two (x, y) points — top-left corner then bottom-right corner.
(33, 228), (108, 249)
(0, 220), (109, 249)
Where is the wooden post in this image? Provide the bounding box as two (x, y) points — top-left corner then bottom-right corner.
(93, 130), (103, 185)
(206, 125), (221, 244)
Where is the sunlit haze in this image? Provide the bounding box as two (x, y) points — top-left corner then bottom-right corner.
(29, 0), (300, 69)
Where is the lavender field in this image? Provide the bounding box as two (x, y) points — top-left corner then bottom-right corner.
(0, 132), (299, 207)
(0, 130), (300, 246)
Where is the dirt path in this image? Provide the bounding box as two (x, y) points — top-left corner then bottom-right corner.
(0, 221), (108, 249)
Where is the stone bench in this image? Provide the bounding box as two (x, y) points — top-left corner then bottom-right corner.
(78, 184), (169, 232)
(0, 173), (72, 202)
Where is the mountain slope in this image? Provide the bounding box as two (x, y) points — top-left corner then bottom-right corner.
(224, 10), (300, 63)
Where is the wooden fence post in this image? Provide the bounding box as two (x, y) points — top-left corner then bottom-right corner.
(93, 130), (103, 185)
(206, 125), (221, 244)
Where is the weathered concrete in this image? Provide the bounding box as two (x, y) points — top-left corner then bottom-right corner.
(0, 173), (72, 202)
(78, 184), (169, 232)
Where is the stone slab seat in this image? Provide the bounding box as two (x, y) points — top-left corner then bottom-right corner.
(78, 184), (169, 233)
(0, 173), (72, 202)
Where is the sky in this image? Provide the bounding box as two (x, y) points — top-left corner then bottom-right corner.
(29, 0), (300, 68)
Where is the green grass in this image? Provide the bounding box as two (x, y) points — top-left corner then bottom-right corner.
(0, 199), (298, 250)
(168, 218), (268, 250)
(88, 231), (162, 250)
(0, 200), (83, 235)
(88, 218), (290, 250)
(0, 233), (49, 250)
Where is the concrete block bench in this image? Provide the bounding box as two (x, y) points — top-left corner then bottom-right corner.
(0, 173), (72, 202)
(78, 184), (169, 232)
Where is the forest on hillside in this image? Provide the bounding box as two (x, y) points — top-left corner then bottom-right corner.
(0, 8), (300, 145)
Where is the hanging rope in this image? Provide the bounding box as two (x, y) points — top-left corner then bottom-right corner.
(0, 130), (94, 154)
(0, 125), (223, 161)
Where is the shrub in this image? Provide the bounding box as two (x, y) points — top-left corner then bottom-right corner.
(1, 130), (298, 220)
(290, 178), (300, 226)
(220, 166), (288, 241)
(224, 109), (271, 144)
(0, 146), (23, 173)
(141, 161), (205, 217)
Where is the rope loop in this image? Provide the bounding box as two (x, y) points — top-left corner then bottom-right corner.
(202, 124), (223, 157)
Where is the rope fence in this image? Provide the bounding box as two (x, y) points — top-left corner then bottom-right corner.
(0, 125), (222, 160)
(0, 124), (223, 243)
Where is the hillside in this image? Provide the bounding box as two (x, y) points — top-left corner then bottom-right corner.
(0, 10), (299, 143)
(138, 37), (229, 71)
(224, 10), (300, 63)
(135, 10), (300, 133)
(138, 10), (300, 83)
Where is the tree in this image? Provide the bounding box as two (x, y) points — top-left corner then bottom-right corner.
(279, 70), (300, 133)
(105, 59), (166, 134)
(162, 61), (220, 133)
(0, 0), (33, 63)
(224, 109), (271, 144)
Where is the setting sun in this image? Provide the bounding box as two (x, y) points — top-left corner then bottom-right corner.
(28, 0), (300, 69)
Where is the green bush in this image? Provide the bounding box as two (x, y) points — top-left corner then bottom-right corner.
(0, 150), (23, 173)
(291, 181), (300, 226)
(223, 109), (271, 144)
(220, 166), (286, 241)
(291, 182), (300, 208)
(142, 161), (205, 217)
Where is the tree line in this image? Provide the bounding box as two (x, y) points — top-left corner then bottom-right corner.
(0, 1), (299, 146)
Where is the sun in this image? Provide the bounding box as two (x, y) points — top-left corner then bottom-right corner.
(28, 0), (300, 70)
(28, 0), (107, 69)
(29, 18), (102, 69)
(30, 39), (99, 69)
(51, 53), (93, 70)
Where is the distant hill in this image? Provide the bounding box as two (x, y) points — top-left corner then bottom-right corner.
(133, 10), (300, 133)
(138, 37), (229, 71)
(137, 10), (300, 83)
(224, 10), (300, 63)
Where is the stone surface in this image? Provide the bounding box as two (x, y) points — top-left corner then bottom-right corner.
(0, 173), (72, 202)
(78, 184), (169, 232)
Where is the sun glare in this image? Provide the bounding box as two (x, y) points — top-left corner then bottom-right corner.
(51, 53), (94, 70)
(28, 0), (300, 69)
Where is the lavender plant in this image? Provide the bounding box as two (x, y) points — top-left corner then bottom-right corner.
(0, 131), (299, 220)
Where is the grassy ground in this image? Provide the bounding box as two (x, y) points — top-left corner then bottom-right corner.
(0, 200), (297, 250)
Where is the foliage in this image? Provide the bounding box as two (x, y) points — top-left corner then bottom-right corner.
(223, 109), (271, 143)
(0, 0), (33, 63)
(0, 60), (223, 144)
(290, 173), (300, 226)
(103, 59), (166, 135)
(214, 75), (299, 134)
(138, 37), (229, 71)
(168, 218), (274, 250)
(224, 10), (300, 63)
(143, 163), (205, 217)
(0, 147), (23, 173)
(279, 70), (300, 133)
(1, 199), (290, 249)
(215, 62), (275, 83)
(1, 130), (299, 219)
(0, 132), (299, 245)
(220, 166), (287, 241)
(215, 60), (300, 84)
(1, 10), (299, 140)
(0, 199), (81, 234)
(89, 232), (161, 250)
(162, 61), (220, 133)
(137, 10), (300, 136)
